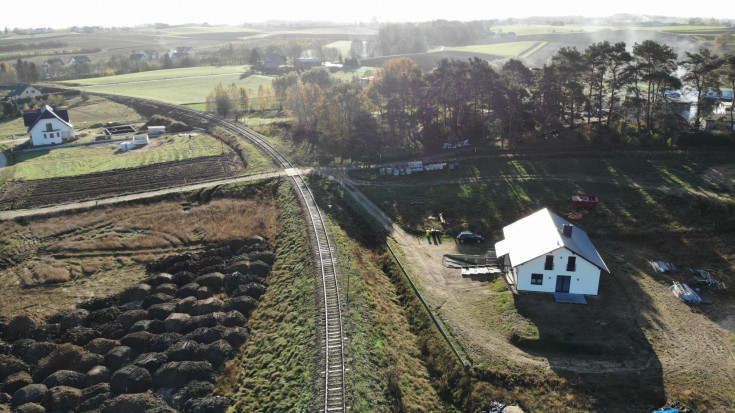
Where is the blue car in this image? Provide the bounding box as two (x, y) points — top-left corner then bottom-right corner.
(457, 231), (484, 243)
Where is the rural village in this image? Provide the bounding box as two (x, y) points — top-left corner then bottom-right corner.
(0, 7), (734, 413)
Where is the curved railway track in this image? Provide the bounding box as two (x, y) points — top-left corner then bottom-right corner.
(106, 96), (347, 412)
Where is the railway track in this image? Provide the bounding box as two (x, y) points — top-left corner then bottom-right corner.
(105, 96), (346, 412)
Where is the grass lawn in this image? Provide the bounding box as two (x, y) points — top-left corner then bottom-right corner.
(157, 26), (262, 35)
(433, 41), (541, 57)
(61, 65), (250, 86)
(493, 25), (605, 35)
(325, 40), (353, 57)
(331, 67), (377, 82)
(66, 74), (275, 105)
(6, 133), (227, 180)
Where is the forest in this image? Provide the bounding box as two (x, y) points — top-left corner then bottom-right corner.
(242, 40), (735, 160)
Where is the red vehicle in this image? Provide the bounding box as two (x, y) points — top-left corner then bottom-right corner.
(571, 194), (599, 209)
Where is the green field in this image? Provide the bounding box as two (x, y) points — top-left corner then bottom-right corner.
(520, 41), (548, 58)
(325, 40), (353, 57)
(494, 25), (605, 35)
(434, 41), (542, 57)
(157, 26), (262, 35)
(63, 65), (250, 86)
(6, 133), (226, 180)
(70, 74), (275, 105)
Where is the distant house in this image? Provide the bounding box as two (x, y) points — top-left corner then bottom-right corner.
(44, 57), (64, 67)
(175, 47), (196, 56)
(264, 53), (287, 70)
(700, 114), (735, 132)
(23, 105), (75, 146)
(130, 53), (146, 62)
(68, 55), (91, 66)
(8, 84), (43, 101)
(141, 50), (159, 60)
(297, 57), (322, 70)
(495, 208), (609, 296)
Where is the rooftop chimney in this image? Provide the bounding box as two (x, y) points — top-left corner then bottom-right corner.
(562, 224), (574, 237)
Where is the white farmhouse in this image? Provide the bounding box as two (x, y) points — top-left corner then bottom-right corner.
(8, 83), (42, 101)
(23, 105), (75, 146)
(495, 208), (609, 295)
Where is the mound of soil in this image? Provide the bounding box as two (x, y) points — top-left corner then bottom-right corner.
(0, 238), (273, 412)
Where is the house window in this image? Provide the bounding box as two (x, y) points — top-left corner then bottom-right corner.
(544, 255), (554, 270)
(567, 256), (576, 272)
(46, 123), (53, 132)
(56, 132), (60, 137)
(531, 273), (543, 285)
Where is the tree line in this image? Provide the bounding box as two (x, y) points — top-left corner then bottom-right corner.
(265, 41), (735, 160)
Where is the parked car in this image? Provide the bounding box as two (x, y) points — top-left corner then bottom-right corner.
(457, 231), (484, 243)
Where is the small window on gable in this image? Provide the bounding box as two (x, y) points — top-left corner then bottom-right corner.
(567, 256), (576, 272)
(544, 255), (554, 270)
(46, 123), (53, 132)
(56, 132), (60, 137)
(531, 273), (543, 285)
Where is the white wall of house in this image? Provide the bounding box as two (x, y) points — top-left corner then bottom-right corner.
(514, 247), (601, 295)
(30, 118), (74, 146)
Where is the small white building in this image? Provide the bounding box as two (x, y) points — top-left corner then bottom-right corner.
(8, 84), (42, 101)
(147, 125), (165, 136)
(23, 105), (75, 146)
(495, 208), (609, 295)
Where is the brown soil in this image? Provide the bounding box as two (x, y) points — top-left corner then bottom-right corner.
(0, 154), (245, 210)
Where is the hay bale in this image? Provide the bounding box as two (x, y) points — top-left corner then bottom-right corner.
(222, 311), (246, 328)
(176, 296), (197, 314)
(171, 380), (214, 410)
(183, 395), (233, 413)
(148, 302), (177, 321)
(48, 385), (82, 411)
(130, 319), (165, 334)
(226, 259), (250, 275)
(117, 310), (149, 331)
(176, 283), (200, 299)
(5, 315), (36, 341)
(165, 340), (201, 362)
(32, 343), (102, 382)
(1, 371), (32, 394)
(87, 306), (122, 326)
(249, 260), (271, 278)
(200, 340), (233, 369)
(84, 365), (110, 387)
(195, 286), (213, 300)
(220, 327), (249, 349)
(142, 293), (175, 310)
(181, 313), (226, 335)
(98, 322), (125, 340)
(152, 361), (214, 389)
(184, 327), (224, 345)
(154, 283), (178, 296)
(164, 313), (191, 333)
(100, 392), (170, 413)
(84, 338), (119, 355)
(110, 365), (152, 394)
(133, 352), (168, 375)
(79, 382), (109, 411)
(231, 282), (266, 300)
(55, 309), (89, 332)
(104, 346), (138, 372)
(12, 340), (56, 364)
(224, 296), (258, 317)
(148, 333), (183, 353)
(224, 272), (265, 293)
(118, 284), (153, 305)
(190, 298), (224, 316)
(172, 271), (195, 287)
(244, 236), (266, 246)
(248, 250), (275, 266)
(26, 324), (60, 343)
(41, 370), (86, 389)
(14, 402), (45, 413)
(77, 297), (117, 312)
(120, 331), (154, 354)
(61, 326), (98, 346)
(0, 354), (29, 382)
(11, 384), (49, 407)
(144, 273), (174, 287)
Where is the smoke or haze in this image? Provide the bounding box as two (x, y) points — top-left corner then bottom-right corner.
(6, 0), (735, 29)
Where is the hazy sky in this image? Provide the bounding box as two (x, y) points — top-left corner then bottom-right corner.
(4, 0), (734, 28)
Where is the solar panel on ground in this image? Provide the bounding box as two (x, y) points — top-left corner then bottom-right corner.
(105, 125), (137, 135)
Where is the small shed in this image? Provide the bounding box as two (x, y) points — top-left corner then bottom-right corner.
(495, 208), (609, 295)
(147, 126), (165, 136)
(132, 135), (149, 145)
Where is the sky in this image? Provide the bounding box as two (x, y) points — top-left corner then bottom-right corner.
(2, 0), (734, 29)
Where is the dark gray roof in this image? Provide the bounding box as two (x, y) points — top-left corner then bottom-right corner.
(9, 83), (31, 96)
(23, 105), (71, 130)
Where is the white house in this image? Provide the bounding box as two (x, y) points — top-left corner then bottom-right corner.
(495, 208), (609, 295)
(23, 105), (75, 146)
(8, 84), (42, 101)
